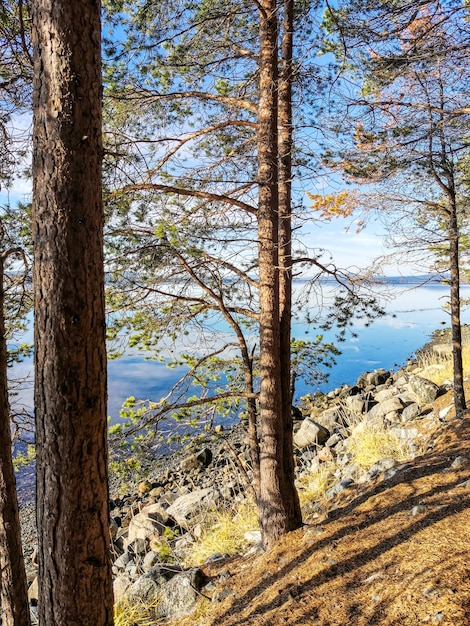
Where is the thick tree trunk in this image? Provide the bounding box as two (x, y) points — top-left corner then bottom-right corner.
(257, 0), (302, 551)
(31, 2), (114, 624)
(278, 0), (302, 530)
(0, 255), (31, 626)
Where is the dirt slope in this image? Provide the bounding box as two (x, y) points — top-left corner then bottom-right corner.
(171, 405), (470, 626)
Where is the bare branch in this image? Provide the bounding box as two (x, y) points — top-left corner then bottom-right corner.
(113, 182), (258, 215)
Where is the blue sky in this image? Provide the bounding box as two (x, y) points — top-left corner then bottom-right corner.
(0, 176), (417, 276)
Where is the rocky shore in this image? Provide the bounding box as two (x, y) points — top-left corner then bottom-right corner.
(16, 331), (463, 623)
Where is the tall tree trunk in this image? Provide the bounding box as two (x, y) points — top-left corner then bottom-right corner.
(448, 199), (466, 417)
(257, 0), (302, 551)
(31, 2), (114, 624)
(0, 253), (31, 626)
(278, 0), (302, 530)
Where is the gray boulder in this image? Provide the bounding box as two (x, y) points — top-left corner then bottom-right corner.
(401, 403), (421, 422)
(124, 575), (160, 604)
(180, 447), (213, 472)
(367, 397), (404, 420)
(127, 502), (169, 544)
(121, 563), (184, 604)
(166, 487), (220, 529)
(342, 394), (365, 417)
(156, 568), (207, 620)
(357, 369), (390, 388)
(294, 418), (330, 449)
(407, 375), (440, 403)
(113, 575), (132, 602)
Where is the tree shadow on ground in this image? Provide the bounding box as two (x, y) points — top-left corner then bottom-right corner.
(209, 421), (470, 626)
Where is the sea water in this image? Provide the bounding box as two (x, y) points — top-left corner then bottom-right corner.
(10, 282), (470, 424)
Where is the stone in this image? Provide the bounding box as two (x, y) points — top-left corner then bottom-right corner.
(292, 405), (304, 420)
(374, 388), (397, 403)
(325, 478), (354, 499)
(196, 447), (213, 468)
(357, 369), (390, 388)
(439, 405), (453, 420)
(294, 418), (330, 449)
(359, 457), (396, 483)
(28, 576), (38, 604)
(336, 452), (354, 467)
(407, 375), (440, 403)
(124, 575), (160, 604)
(343, 385), (362, 397)
(142, 550), (161, 572)
(113, 575), (132, 602)
(156, 568), (207, 620)
(317, 446), (335, 462)
(313, 407), (344, 431)
(245, 530), (262, 544)
(166, 487), (220, 529)
(149, 486), (164, 498)
(343, 394), (365, 416)
(180, 454), (199, 471)
(126, 538), (148, 555)
(367, 397), (404, 420)
(382, 465), (409, 481)
(181, 448), (213, 472)
(325, 433), (343, 448)
(391, 427), (419, 442)
(138, 480), (153, 494)
(127, 503), (169, 544)
(401, 402), (421, 422)
(113, 550), (133, 572)
(410, 504), (427, 516)
(450, 455), (468, 469)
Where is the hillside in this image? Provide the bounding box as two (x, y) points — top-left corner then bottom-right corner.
(171, 391), (470, 626)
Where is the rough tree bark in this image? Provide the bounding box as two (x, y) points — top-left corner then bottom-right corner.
(0, 248), (30, 626)
(257, 0), (302, 551)
(31, 1), (114, 624)
(278, 0), (302, 532)
(448, 194), (466, 417)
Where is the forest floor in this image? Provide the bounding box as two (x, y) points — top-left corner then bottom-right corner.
(170, 386), (470, 626)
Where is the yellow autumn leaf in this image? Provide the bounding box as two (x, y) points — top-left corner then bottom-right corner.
(306, 190), (355, 220)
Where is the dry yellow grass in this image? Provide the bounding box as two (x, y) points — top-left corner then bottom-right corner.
(347, 423), (415, 469)
(114, 596), (162, 626)
(184, 499), (259, 568)
(296, 461), (336, 505)
(417, 345), (470, 385)
(169, 393), (470, 626)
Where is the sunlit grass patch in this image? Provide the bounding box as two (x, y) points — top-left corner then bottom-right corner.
(416, 345), (470, 386)
(184, 498), (258, 567)
(347, 423), (413, 470)
(296, 461), (336, 506)
(114, 596), (162, 626)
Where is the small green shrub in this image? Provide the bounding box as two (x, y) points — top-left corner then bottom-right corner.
(13, 444), (35, 471)
(150, 527), (180, 563)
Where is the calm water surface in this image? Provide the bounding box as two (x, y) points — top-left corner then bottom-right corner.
(10, 283), (470, 424)
(13, 282), (470, 501)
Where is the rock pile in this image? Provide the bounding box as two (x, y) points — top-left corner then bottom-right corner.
(23, 362), (454, 623)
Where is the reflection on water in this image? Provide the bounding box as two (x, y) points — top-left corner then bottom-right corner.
(8, 284), (470, 425)
(11, 283), (470, 502)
